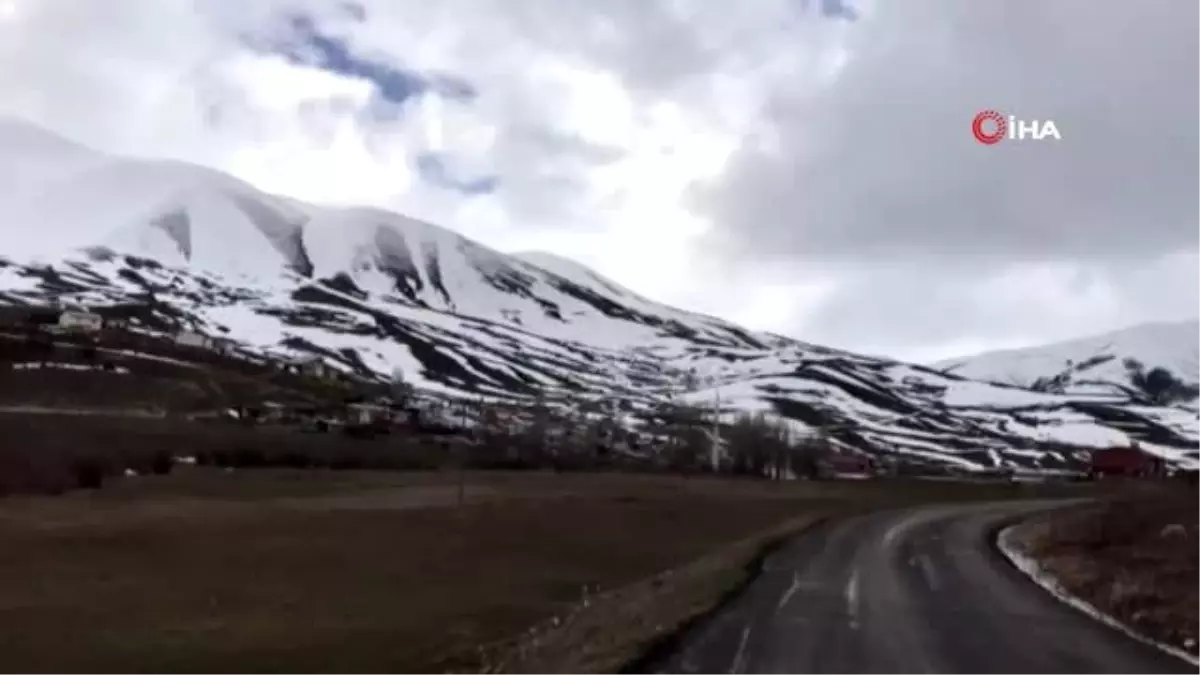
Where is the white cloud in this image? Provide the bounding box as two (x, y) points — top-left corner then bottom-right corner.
(0, 0), (734, 314)
(0, 0), (1193, 362)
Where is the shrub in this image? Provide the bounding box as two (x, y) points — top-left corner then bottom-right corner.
(149, 450), (174, 476)
(7, 455), (71, 496)
(70, 456), (109, 490)
(343, 425), (379, 440)
(329, 453), (366, 471)
(230, 447), (266, 468)
(274, 450), (313, 469)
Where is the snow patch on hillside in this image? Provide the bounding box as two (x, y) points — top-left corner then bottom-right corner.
(936, 321), (1199, 390)
(2, 116), (1198, 472)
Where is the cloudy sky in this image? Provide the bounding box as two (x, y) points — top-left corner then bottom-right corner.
(0, 0), (1195, 362)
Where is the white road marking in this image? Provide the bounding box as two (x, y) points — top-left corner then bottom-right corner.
(729, 625), (752, 674)
(845, 568), (861, 630)
(882, 520), (907, 548)
(776, 571), (801, 613)
(917, 554), (940, 591)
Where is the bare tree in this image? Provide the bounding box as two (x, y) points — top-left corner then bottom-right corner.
(520, 390), (553, 467)
(725, 412), (765, 476)
(652, 399), (709, 473)
(722, 412), (804, 479)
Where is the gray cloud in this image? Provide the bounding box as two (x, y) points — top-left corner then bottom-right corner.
(684, 0), (1198, 358)
(693, 0), (1199, 265)
(785, 252), (1200, 362)
(1, 0), (1192, 362)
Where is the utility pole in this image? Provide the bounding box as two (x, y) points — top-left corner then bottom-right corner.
(456, 442), (466, 509)
(782, 424), (793, 481)
(710, 382), (721, 473)
(705, 365), (730, 474)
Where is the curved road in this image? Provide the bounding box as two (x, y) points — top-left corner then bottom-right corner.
(649, 501), (1193, 674)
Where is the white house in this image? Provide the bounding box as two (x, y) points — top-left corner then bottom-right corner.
(57, 309), (103, 333)
(212, 337), (237, 355)
(297, 356), (333, 380)
(175, 330), (212, 349)
(346, 402), (390, 425)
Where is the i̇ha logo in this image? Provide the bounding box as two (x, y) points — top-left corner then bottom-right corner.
(972, 110), (1061, 145)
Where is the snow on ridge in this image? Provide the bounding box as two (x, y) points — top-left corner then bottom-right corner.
(513, 250), (643, 302)
(8, 248), (1200, 471)
(0, 117), (777, 354)
(2, 117), (1198, 471)
(935, 320), (1200, 389)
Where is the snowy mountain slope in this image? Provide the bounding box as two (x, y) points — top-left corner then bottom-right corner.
(0, 122), (773, 354)
(1, 117), (1196, 471)
(935, 321), (1200, 402)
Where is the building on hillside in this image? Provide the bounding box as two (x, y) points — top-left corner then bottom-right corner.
(292, 355), (334, 380)
(1090, 445), (1164, 478)
(57, 308), (103, 333)
(822, 453), (875, 478)
(210, 337), (237, 355)
(175, 330), (213, 349)
(260, 401), (288, 424)
(346, 402), (392, 426)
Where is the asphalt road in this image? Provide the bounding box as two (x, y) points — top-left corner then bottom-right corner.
(649, 501), (1194, 674)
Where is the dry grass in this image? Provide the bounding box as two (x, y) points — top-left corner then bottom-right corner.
(0, 469), (1092, 673)
(489, 479), (1097, 674)
(1019, 490), (1199, 657)
(0, 413), (453, 495)
(481, 512), (825, 674)
(0, 470), (817, 673)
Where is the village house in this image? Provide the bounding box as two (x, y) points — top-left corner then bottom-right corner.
(171, 330), (238, 355)
(345, 402), (392, 426)
(296, 355), (335, 380)
(57, 308), (103, 333)
(260, 401), (288, 424)
(174, 330), (213, 349)
(822, 453), (875, 478)
(1090, 444), (1164, 479)
(212, 337), (237, 355)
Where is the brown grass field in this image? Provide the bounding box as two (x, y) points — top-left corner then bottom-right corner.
(0, 467), (1094, 673)
(1013, 489), (1198, 659)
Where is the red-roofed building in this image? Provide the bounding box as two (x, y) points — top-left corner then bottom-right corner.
(1089, 445), (1164, 479)
(823, 453), (875, 478)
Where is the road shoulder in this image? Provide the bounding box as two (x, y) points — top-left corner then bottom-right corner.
(998, 504), (1200, 662)
(478, 513), (826, 674)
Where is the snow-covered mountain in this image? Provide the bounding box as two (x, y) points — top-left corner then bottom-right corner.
(935, 321), (1199, 403)
(2, 117), (1197, 472)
